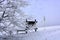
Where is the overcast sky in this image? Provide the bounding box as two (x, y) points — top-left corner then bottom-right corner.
(23, 0), (60, 26)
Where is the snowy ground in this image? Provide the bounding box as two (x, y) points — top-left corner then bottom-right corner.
(0, 25), (60, 40)
(22, 25), (60, 40)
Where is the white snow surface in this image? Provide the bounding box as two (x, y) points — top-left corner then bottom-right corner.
(22, 25), (60, 40)
(0, 25), (60, 40)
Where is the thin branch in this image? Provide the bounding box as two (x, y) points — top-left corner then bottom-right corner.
(2, 11), (8, 18)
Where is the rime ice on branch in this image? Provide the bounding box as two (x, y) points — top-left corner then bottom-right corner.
(0, 0), (38, 36)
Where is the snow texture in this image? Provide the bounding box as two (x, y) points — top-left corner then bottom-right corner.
(0, 0), (60, 40)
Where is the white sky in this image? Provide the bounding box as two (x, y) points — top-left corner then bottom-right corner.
(23, 0), (60, 26)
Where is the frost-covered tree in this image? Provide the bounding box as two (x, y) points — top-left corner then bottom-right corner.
(0, 0), (29, 35)
(0, 0), (38, 39)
